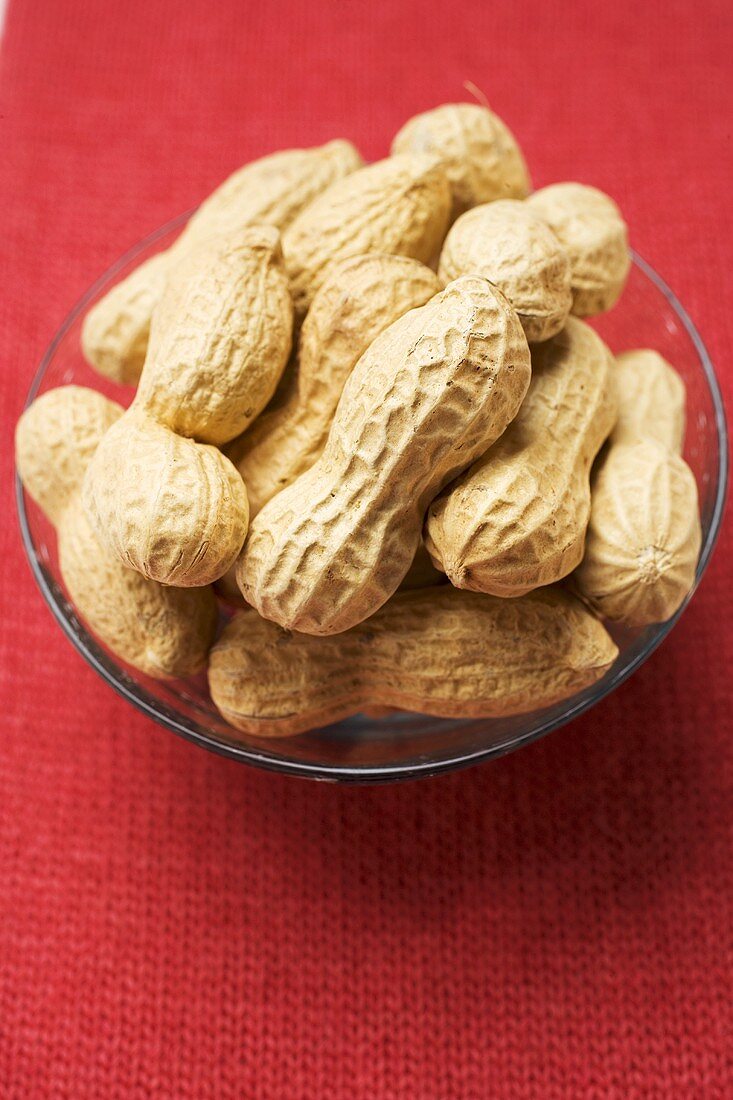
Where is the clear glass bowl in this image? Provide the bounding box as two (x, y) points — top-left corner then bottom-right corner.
(16, 213), (728, 782)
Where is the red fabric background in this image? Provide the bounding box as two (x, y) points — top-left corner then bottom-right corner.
(1, 1), (732, 1096)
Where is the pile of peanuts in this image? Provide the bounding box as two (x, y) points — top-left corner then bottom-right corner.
(16, 102), (701, 737)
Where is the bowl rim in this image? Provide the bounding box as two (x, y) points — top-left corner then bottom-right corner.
(15, 214), (730, 783)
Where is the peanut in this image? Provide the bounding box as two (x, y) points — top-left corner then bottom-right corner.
(575, 350), (700, 626)
(16, 387), (217, 678)
(438, 200), (572, 342)
(81, 254), (171, 386)
(16, 385), (121, 526)
(527, 183), (630, 316)
(81, 140), (361, 384)
(219, 535), (446, 611)
(136, 226), (293, 446)
(228, 253), (442, 517)
(611, 349), (685, 453)
(282, 154), (451, 315)
(390, 102), (531, 220)
(59, 497), (218, 678)
(84, 411), (248, 587)
(237, 276), (531, 635)
(208, 586), (618, 737)
(179, 141), (362, 250)
(218, 526), (446, 610)
(575, 442), (700, 626)
(84, 226), (293, 586)
(425, 318), (617, 596)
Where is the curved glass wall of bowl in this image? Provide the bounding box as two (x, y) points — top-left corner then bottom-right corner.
(16, 213), (728, 781)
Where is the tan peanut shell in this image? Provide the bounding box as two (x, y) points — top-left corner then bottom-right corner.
(438, 200), (572, 342)
(81, 254), (171, 386)
(59, 498), (218, 678)
(425, 318), (618, 596)
(15, 385), (122, 526)
(16, 386), (217, 678)
(390, 102), (531, 219)
(137, 225), (293, 446)
(84, 409), (249, 587)
(237, 276), (531, 635)
(176, 140), (362, 252)
(208, 586), (618, 737)
(228, 253), (442, 516)
(611, 349), (686, 453)
(81, 140), (361, 384)
(574, 441), (701, 626)
(527, 183), (630, 317)
(218, 529), (446, 609)
(575, 345), (699, 626)
(83, 227), (295, 586)
(282, 154), (451, 315)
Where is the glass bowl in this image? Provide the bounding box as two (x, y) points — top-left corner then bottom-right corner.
(16, 213), (728, 782)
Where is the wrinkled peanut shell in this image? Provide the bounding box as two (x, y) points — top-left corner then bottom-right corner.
(209, 586), (618, 737)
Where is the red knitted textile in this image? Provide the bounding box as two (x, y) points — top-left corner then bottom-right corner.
(1, 1), (731, 1096)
